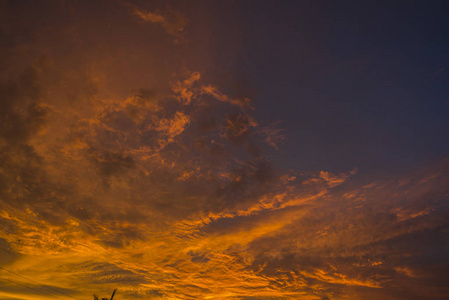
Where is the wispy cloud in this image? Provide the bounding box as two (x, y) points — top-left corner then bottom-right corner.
(132, 6), (187, 42)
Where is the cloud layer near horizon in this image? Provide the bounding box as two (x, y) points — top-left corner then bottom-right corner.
(1, 1), (449, 300)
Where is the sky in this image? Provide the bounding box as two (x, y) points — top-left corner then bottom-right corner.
(1, 1), (449, 299)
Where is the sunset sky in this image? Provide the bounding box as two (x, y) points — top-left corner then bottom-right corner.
(1, 1), (449, 299)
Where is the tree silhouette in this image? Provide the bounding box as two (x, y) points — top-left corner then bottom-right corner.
(94, 289), (117, 300)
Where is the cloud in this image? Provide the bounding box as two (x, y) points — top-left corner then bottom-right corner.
(171, 72), (201, 105)
(132, 6), (188, 42)
(242, 161), (449, 299)
(155, 111), (190, 145)
(202, 85), (253, 110)
(0, 238), (19, 266)
(0, 66), (45, 145)
(1, 2), (449, 300)
(0, 58), (359, 299)
(259, 121), (286, 150)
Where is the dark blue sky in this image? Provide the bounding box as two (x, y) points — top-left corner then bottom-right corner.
(194, 0), (449, 175)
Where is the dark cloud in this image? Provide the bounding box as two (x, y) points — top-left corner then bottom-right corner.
(0, 238), (19, 266)
(0, 66), (43, 144)
(239, 162), (449, 299)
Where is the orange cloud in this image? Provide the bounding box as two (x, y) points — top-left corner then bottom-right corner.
(155, 111), (190, 145)
(201, 85), (253, 110)
(133, 7), (187, 42)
